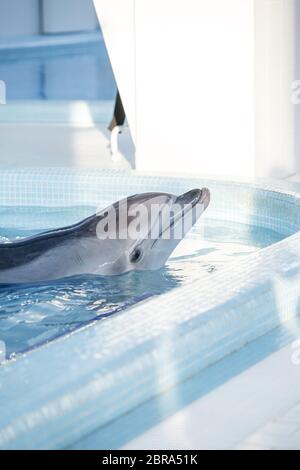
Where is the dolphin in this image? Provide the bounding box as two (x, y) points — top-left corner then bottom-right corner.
(0, 188), (210, 284)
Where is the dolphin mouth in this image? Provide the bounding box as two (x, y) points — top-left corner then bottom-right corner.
(175, 188), (210, 210)
(199, 188), (210, 209)
(150, 187), (210, 247)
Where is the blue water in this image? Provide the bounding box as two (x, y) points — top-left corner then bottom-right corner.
(0, 205), (285, 359)
(0, 38), (116, 100)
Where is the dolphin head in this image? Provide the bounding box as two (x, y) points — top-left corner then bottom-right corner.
(94, 188), (210, 275)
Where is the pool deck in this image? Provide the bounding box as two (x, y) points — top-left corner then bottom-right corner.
(0, 101), (135, 170)
(0, 123), (133, 170)
(123, 341), (300, 450)
(287, 173), (300, 184)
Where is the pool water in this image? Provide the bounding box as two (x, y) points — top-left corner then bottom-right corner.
(0, 205), (285, 360)
(0, 36), (116, 101)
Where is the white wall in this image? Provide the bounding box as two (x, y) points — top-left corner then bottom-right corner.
(94, 0), (297, 178)
(0, 0), (40, 37)
(93, 0), (136, 140)
(134, 0), (255, 177)
(255, 0), (295, 178)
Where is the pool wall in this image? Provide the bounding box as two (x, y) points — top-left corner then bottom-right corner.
(0, 168), (300, 449)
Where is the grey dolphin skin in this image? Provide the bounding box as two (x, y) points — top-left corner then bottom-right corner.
(0, 188), (210, 284)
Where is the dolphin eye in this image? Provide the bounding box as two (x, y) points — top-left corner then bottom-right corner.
(130, 249), (142, 263)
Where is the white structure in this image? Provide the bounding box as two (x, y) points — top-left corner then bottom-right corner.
(94, 0), (297, 178)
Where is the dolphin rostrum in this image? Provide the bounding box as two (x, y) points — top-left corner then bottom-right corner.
(0, 188), (210, 284)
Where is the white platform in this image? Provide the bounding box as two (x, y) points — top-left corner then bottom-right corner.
(123, 341), (300, 450)
(0, 101), (135, 169)
(0, 123), (132, 170)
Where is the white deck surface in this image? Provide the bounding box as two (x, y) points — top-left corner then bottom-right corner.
(123, 342), (300, 450)
(287, 173), (300, 183)
(0, 123), (132, 169)
(0, 101), (135, 170)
